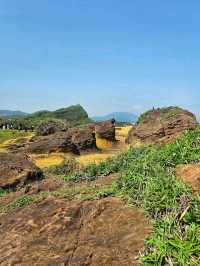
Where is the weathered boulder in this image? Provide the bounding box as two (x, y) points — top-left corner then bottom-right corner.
(36, 119), (68, 136)
(0, 153), (43, 189)
(0, 197), (151, 266)
(95, 119), (116, 141)
(26, 128), (97, 155)
(126, 107), (198, 145)
(176, 164), (200, 194)
(71, 129), (97, 154)
(26, 132), (75, 154)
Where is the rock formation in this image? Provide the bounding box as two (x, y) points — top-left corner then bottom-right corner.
(94, 119), (116, 141)
(0, 153), (43, 189)
(26, 128), (97, 155)
(126, 107), (198, 145)
(176, 164), (200, 194)
(0, 197), (151, 266)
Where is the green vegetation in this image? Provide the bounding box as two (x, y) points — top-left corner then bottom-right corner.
(0, 192), (48, 214)
(46, 158), (79, 176)
(24, 104), (91, 128)
(53, 185), (114, 201)
(65, 127), (200, 265)
(0, 130), (32, 144)
(0, 105), (92, 131)
(64, 155), (124, 182)
(1, 115), (200, 264)
(0, 188), (9, 197)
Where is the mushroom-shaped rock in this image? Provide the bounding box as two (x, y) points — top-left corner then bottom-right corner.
(95, 119), (116, 141)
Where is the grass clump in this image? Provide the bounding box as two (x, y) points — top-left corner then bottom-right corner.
(0, 130), (32, 144)
(114, 128), (200, 265)
(64, 152), (130, 182)
(0, 192), (48, 214)
(0, 188), (10, 197)
(53, 185), (114, 201)
(46, 158), (79, 176)
(64, 126), (200, 264)
(64, 146), (148, 183)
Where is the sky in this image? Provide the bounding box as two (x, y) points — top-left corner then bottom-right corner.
(1, 0), (200, 116)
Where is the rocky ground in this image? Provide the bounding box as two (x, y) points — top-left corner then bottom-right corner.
(0, 197), (151, 266)
(1, 107), (200, 266)
(0, 173), (152, 266)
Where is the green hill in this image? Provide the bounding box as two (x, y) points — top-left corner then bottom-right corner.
(24, 104), (90, 127)
(1, 105), (91, 129)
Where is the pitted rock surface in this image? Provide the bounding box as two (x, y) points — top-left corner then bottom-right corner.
(126, 107), (197, 145)
(0, 152), (43, 189)
(0, 197), (151, 266)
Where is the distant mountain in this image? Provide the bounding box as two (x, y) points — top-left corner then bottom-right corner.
(92, 112), (138, 123)
(0, 110), (28, 119)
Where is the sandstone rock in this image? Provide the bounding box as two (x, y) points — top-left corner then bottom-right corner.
(176, 164), (200, 194)
(0, 197), (151, 266)
(0, 153), (43, 189)
(71, 129), (97, 154)
(95, 119), (116, 141)
(26, 132), (75, 154)
(126, 107), (197, 145)
(26, 128), (97, 155)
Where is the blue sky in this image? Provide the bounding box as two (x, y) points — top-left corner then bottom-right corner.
(1, 0), (200, 116)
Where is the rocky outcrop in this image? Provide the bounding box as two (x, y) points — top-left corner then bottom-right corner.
(95, 119), (116, 141)
(0, 197), (151, 266)
(26, 128), (97, 155)
(71, 129), (97, 154)
(176, 164), (200, 194)
(126, 107), (198, 145)
(0, 153), (43, 189)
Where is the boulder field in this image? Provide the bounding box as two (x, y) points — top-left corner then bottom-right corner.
(126, 106), (197, 145)
(17, 120), (116, 155)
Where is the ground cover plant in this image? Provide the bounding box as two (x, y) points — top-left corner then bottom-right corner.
(0, 192), (48, 215)
(0, 130), (32, 144)
(65, 126), (200, 265)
